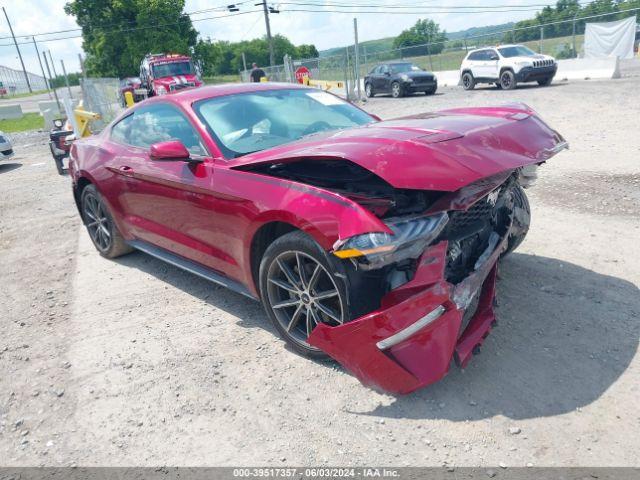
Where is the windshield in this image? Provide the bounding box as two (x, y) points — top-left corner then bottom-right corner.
(498, 45), (537, 58)
(194, 89), (375, 158)
(152, 61), (194, 78)
(390, 63), (422, 73)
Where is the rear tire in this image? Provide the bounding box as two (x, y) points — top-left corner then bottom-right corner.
(80, 184), (133, 259)
(259, 231), (350, 359)
(495, 82), (503, 90)
(500, 70), (516, 90)
(461, 72), (475, 90)
(503, 185), (531, 256)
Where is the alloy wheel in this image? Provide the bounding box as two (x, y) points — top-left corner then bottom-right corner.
(266, 250), (344, 349)
(391, 82), (401, 98)
(500, 71), (513, 89)
(83, 193), (112, 252)
(365, 83), (373, 97)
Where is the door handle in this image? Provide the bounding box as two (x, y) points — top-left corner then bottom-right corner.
(118, 165), (134, 177)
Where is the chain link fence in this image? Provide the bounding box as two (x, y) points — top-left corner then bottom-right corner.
(0, 65), (48, 96)
(240, 8), (638, 100)
(80, 78), (124, 131)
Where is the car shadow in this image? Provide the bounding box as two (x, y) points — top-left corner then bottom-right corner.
(472, 82), (569, 91)
(0, 162), (22, 173)
(114, 250), (638, 421)
(353, 252), (639, 420)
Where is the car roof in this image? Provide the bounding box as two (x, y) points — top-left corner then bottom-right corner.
(468, 44), (524, 53)
(132, 82), (317, 109)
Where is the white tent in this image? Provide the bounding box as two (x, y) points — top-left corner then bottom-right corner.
(584, 16), (637, 59)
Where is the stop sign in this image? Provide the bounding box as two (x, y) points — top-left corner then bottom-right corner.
(295, 66), (310, 84)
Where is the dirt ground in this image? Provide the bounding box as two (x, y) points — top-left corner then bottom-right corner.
(1, 74), (639, 468)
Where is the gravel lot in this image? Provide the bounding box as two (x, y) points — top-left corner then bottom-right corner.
(1, 75), (639, 468)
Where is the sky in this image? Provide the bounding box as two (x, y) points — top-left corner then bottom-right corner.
(0, 0), (548, 77)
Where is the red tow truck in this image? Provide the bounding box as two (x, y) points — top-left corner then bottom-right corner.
(139, 53), (203, 97)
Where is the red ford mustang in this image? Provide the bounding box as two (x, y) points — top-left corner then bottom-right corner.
(69, 83), (567, 394)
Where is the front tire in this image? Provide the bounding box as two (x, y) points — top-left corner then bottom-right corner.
(390, 81), (403, 98)
(500, 70), (517, 90)
(259, 231), (349, 358)
(365, 83), (374, 98)
(503, 185), (531, 256)
(425, 87), (437, 95)
(81, 184), (132, 259)
(461, 72), (475, 90)
(538, 77), (552, 86)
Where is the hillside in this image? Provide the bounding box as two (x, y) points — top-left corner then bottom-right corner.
(319, 21), (516, 57)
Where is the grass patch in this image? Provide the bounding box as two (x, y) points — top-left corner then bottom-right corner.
(1, 89), (49, 99)
(0, 112), (44, 132)
(203, 74), (241, 84)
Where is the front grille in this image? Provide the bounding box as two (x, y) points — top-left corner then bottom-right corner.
(413, 75), (434, 83)
(445, 197), (495, 240)
(169, 82), (195, 91)
(533, 59), (554, 68)
(441, 177), (516, 284)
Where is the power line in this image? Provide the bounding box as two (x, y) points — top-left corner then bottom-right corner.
(0, 0), (258, 41)
(0, 10), (262, 47)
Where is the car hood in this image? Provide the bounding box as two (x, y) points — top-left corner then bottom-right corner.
(153, 74), (201, 87)
(402, 70), (434, 79)
(514, 54), (555, 63)
(229, 104), (567, 192)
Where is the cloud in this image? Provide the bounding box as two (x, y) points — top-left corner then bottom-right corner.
(0, 0), (542, 78)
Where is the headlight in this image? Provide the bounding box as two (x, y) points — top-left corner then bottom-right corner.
(333, 213), (448, 270)
(400, 74), (412, 82)
(515, 61), (532, 67)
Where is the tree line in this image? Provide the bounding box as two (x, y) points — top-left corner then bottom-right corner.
(64, 0), (639, 78)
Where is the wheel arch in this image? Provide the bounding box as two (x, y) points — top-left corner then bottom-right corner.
(249, 220), (301, 297)
(499, 66), (515, 76)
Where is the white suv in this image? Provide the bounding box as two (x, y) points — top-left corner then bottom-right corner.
(460, 44), (557, 90)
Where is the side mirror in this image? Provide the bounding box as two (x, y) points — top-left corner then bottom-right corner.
(384, 71), (391, 76)
(150, 140), (192, 162)
(490, 55), (499, 61)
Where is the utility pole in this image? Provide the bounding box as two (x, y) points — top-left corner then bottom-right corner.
(32, 37), (51, 98)
(48, 51), (59, 80)
(242, 52), (248, 72)
(78, 53), (86, 79)
(60, 59), (73, 99)
(42, 51), (61, 113)
(572, 14), (578, 58)
(257, 0), (275, 66)
(2, 7), (32, 93)
(353, 18), (361, 101)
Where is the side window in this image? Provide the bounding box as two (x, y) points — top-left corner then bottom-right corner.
(468, 51), (480, 61)
(127, 104), (207, 156)
(111, 114), (134, 144)
(380, 65), (389, 74)
(488, 49), (499, 60)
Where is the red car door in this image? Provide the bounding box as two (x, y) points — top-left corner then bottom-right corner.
(107, 103), (234, 276)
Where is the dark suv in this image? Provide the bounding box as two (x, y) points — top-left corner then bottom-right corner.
(364, 62), (437, 98)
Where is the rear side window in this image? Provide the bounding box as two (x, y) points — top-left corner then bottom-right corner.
(110, 103), (207, 156)
(468, 51), (482, 61)
(111, 115), (133, 144)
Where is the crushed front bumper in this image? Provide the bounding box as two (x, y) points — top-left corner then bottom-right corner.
(308, 228), (509, 394)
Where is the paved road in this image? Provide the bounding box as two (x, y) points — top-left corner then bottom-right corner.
(1, 77), (638, 467)
(0, 85), (82, 113)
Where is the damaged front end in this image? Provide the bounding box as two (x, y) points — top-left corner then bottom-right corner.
(307, 173), (532, 393)
(235, 104), (568, 393)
